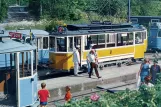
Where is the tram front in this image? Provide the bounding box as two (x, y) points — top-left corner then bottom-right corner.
(0, 33), (39, 107)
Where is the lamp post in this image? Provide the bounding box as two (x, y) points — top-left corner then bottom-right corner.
(127, 0), (131, 23)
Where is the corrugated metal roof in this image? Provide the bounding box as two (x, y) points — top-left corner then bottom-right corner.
(0, 39), (36, 54)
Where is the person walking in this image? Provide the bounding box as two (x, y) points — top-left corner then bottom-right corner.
(73, 47), (80, 76)
(86, 52), (91, 74)
(38, 82), (50, 107)
(88, 50), (101, 79)
(138, 58), (150, 84)
(150, 59), (161, 84)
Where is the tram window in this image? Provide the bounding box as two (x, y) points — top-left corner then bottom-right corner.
(90, 35), (105, 49)
(122, 34), (128, 46)
(37, 38), (43, 49)
(68, 37), (73, 52)
(50, 37), (55, 51)
(43, 37), (49, 49)
(19, 52), (31, 78)
(85, 36), (92, 50)
(98, 35), (105, 44)
(90, 35), (97, 44)
(117, 34), (127, 46)
(56, 37), (67, 52)
(135, 32), (143, 44)
(158, 30), (161, 37)
(142, 32), (147, 39)
(127, 33), (134, 45)
(107, 34), (116, 47)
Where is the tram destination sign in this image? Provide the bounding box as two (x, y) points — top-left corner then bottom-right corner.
(9, 32), (22, 39)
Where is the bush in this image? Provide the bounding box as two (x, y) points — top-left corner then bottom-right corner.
(45, 20), (66, 32)
(56, 73), (161, 107)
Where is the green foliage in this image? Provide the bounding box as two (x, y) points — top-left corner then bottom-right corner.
(28, 0), (40, 19)
(0, 0), (8, 21)
(55, 73), (161, 107)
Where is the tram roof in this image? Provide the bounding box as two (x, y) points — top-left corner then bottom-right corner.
(0, 39), (36, 54)
(131, 16), (161, 18)
(8, 29), (49, 36)
(50, 26), (146, 37)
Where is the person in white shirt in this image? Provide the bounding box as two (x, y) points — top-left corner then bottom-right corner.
(87, 49), (97, 74)
(88, 50), (101, 79)
(73, 47), (80, 76)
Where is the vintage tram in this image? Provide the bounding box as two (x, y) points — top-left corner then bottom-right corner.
(0, 29), (50, 70)
(148, 22), (161, 52)
(48, 23), (147, 73)
(0, 33), (39, 107)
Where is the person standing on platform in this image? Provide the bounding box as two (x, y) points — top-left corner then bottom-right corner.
(138, 58), (150, 84)
(150, 59), (161, 84)
(38, 82), (50, 107)
(73, 47), (80, 76)
(88, 50), (101, 79)
(86, 46), (92, 74)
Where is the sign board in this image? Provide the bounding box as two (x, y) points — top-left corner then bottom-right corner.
(9, 32), (22, 39)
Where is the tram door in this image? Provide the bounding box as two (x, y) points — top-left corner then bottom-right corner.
(74, 36), (83, 66)
(17, 50), (38, 107)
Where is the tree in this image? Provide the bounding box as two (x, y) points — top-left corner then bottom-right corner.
(28, 0), (40, 19)
(0, 0), (8, 21)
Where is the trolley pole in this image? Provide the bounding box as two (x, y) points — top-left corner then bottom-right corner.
(127, 0), (131, 23)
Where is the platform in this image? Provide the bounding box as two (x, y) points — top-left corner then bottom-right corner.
(38, 60), (161, 102)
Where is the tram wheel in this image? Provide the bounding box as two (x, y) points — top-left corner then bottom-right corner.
(117, 63), (121, 67)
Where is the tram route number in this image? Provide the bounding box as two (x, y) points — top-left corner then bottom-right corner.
(9, 32), (22, 39)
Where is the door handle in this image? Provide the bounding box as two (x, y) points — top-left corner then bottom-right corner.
(31, 78), (34, 82)
(110, 50), (112, 54)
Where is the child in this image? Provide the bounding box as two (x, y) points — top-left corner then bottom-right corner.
(64, 86), (72, 102)
(38, 82), (50, 107)
(143, 76), (154, 87)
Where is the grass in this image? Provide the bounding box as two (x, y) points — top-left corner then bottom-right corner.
(4, 14), (127, 30)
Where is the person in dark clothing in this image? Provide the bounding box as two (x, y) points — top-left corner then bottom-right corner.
(150, 59), (161, 84)
(87, 37), (92, 49)
(88, 50), (101, 79)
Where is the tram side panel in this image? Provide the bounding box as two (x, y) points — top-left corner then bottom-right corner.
(49, 52), (73, 71)
(83, 46), (135, 63)
(134, 45), (144, 58)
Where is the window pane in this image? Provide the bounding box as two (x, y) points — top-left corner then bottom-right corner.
(68, 37), (73, 52)
(107, 34), (115, 47)
(85, 36), (92, 50)
(19, 52), (31, 78)
(43, 37), (49, 49)
(127, 33), (133, 45)
(57, 37), (67, 52)
(142, 32), (146, 39)
(135, 32), (143, 44)
(50, 37), (55, 51)
(91, 35), (97, 44)
(98, 34), (105, 44)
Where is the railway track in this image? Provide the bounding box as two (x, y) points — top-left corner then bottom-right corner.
(48, 80), (137, 107)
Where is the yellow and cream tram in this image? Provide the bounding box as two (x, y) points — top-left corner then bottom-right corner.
(49, 23), (147, 72)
